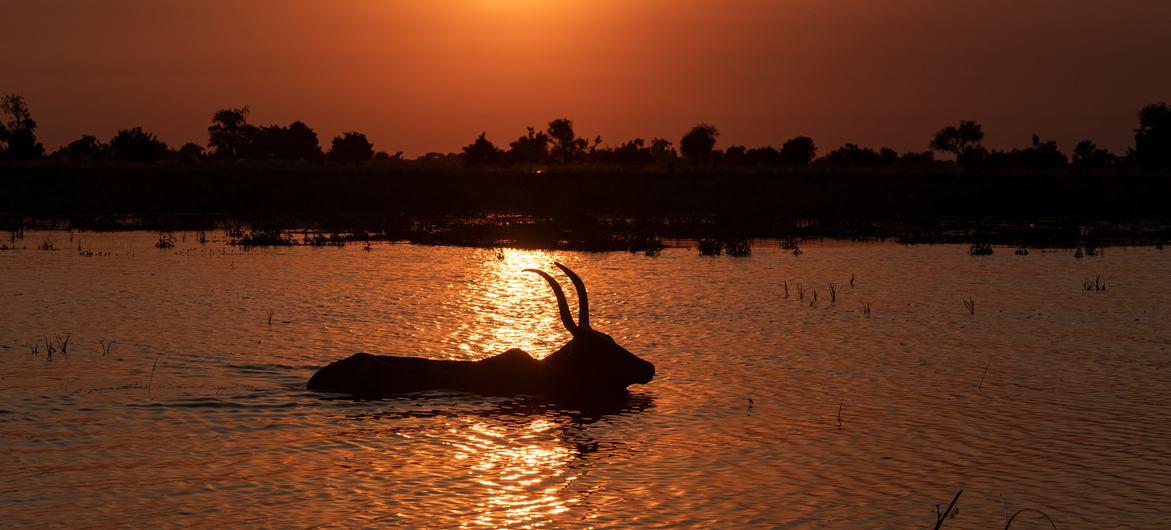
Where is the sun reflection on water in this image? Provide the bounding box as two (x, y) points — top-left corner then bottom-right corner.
(449, 418), (578, 528)
(448, 248), (580, 360)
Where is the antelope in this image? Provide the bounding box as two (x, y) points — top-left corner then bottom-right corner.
(307, 263), (655, 399)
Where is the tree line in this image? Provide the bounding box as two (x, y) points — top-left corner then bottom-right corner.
(1, 94), (1170, 171)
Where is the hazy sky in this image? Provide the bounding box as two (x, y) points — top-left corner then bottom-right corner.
(4, 0), (1169, 156)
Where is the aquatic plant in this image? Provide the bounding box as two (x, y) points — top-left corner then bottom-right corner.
(849, 273), (855, 287)
(37, 239), (54, 251)
(969, 243), (993, 256)
(783, 280), (789, 299)
(828, 282), (839, 303)
(797, 282), (807, 301)
(933, 490), (963, 529)
(724, 239), (752, 257)
(1014, 247), (1029, 255)
(234, 228), (296, 248)
(155, 232), (176, 249)
(962, 297), (975, 315)
(697, 239), (722, 256)
(1083, 275), (1106, 291)
(56, 333), (71, 355)
(196, 230), (208, 245)
(147, 358), (159, 397)
(99, 340), (113, 356)
(862, 301), (873, 316)
(977, 355), (992, 391)
(266, 309), (275, 326)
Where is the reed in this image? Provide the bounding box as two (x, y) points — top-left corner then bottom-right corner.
(56, 333), (71, 355)
(782, 280), (789, 299)
(828, 282), (839, 303)
(797, 282), (806, 301)
(99, 340), (113, 356)
(37, 239), (54, 251)
(969, 243), (993, 256)
(963, 298), (975, 315)
(933, 490), (963, 530)
(809, 289), (818, 307)
(147, 358), (158, 397)
(977, 355), (992, 391)
(849, 273), (855, 287)
(266, 309), (275, 326)
(862, 301), (872, 316)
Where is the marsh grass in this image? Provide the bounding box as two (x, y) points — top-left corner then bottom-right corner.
(1082, 275), (1107, 291)
(969, 243), (993, 256)
(933, 490), (963, 529)
(155, 232), (176, 249)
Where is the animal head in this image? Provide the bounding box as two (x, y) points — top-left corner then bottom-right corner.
(525, 263), (656, 394)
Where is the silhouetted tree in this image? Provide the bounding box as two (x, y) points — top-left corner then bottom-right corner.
(259, 121), (321, 160)
(680, 124), (719, 163)
(547, 118), (588, 163)
(109, 127), (170, 162)
(898, 150), (936, 167)
(207, 107), (257, 159)
(177, 142), (205, 163)
(462, 132), (503, 165)
(0, 94), (45, 160)
(746, 146), (780, 167)
(507, 127), (550, 165)
(722, 145), (747, 166)
(1134, 102), (1171, 169)
(1072, 140), (1116, 168)
(930, 120), (984, 160)
(998, 135), (1067, 170)
(328, 132), (374, 163)
(53, 135), (108, 162)
(879, 147), (899, 165)
(649, 138), (675, 161)
(778, 136), (816, 166)
(820, 144), (882, 167)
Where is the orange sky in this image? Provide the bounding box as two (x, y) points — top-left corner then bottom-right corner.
(4, 0), (1169, 156)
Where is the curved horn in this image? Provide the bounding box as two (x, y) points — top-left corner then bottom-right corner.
(554, 262), (589, 329)
(524, 269), (578, 335)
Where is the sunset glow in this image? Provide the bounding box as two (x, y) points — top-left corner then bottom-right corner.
(5, 1), (1169, 155)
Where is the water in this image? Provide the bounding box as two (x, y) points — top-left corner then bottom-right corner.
(2, 231), (1169, 528)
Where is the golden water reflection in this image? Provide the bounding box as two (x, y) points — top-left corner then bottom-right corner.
(450, 418), (577, 528)
(450, 248), (580, 360)
(443, 249), (590, 527)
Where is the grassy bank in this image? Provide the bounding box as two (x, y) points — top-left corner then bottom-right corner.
(2, 161), (1169, 248)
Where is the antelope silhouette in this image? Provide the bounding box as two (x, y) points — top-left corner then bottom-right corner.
(307, 263), (655, 398)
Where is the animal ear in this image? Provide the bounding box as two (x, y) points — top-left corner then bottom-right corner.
(553, 262), (589, 329)
(525, 269), (578, 335)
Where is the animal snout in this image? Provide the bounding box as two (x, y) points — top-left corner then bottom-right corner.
(637, 360), (655, 384)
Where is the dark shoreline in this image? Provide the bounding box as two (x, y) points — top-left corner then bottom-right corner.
(3, 162), (1170, 250)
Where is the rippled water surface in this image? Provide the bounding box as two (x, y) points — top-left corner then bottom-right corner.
(2, 231), (1170, 528)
